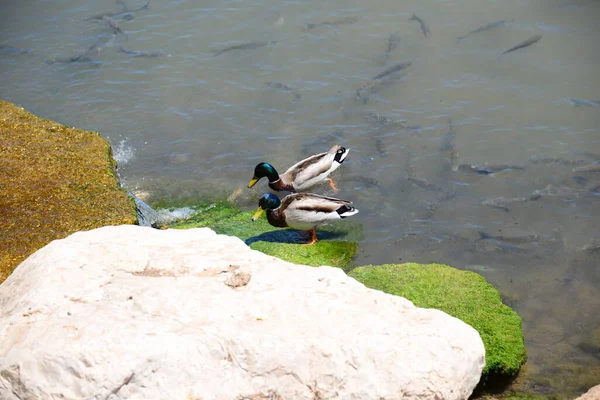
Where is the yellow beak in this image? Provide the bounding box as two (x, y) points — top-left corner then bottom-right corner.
(247, 177), (259, 188)
(251, 208), (265, 221)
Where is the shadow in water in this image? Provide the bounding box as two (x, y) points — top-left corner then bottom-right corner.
(245, 229), (347, 245)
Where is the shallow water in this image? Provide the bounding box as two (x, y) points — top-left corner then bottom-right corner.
(1, 0), (599, 396)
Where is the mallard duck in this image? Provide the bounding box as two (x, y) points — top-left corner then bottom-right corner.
(247, 145), (349, 192)
(251, 192), (359, 245)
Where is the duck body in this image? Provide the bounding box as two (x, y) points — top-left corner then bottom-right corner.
(252, 192), (359, 244)
(248, 145), (349, 192)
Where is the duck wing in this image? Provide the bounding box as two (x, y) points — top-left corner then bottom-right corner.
(281, 145), (345, 189)
(281, 193), (352, 213)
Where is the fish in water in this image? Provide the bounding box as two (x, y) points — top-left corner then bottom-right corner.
(570, 99), (600, 107)
(440, 118), (459, 172)
(372, 61), (412, 80)
(477, 231), (540, 245)
(364, 112), (408, 128)
(580, 239), (600, 252)
(409, 14), (431, 38)
(357, 61), (412, 103)
(265, 82), (301, 100)
(356, 80), (385, 104)
(119, 46), (169, 57)
(572, 164), (600, 173)
(499, 34), (542, 57)
(304, 16), (359, 31)
(465, 164), (525, 174)
(529, 156), (589, 166)
(481, 193), (542, 212)
(102, 16), (124, 34)
(213, 41), (277, 56)
(456, 20), (509, 43)
(45, 55), (100, 65)
(0, 45), (31, 54)
(406, 176), (447, 193)
(86, 1), (149, 21)
(385, 31), (401, 57)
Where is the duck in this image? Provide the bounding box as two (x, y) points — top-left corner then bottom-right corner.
(247, 145), (349, 192)
(251, 192), (359, 245)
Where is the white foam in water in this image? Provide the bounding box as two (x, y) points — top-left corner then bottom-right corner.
(155, 207), (199, 224)
(113, 140), (135, 165)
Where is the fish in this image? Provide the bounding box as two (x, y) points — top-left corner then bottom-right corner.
(45, 55), (100, 65)
(102, 16), (124, 34)
(406, 176), (447, 193)
(364, 112), (408, 128)
(571, 176), (588, 185)
(467, 164), (525, 174)
(570, 99), (600, 107)
(528, 156), (589, 166)
(86, 1), (149, 20)
(372, 61), (412, 80)
(481, 193), (542, 212)
(119, 46), (169, 57)
(356, 61), (412, 103)
(578, 151), (600, 161)
(456, 20), (509, 43)
(477, 231), (540, 245)
(573, 164), (600, 173)
(580, 239), (600, 252)
(356, 80), (385, 104)
(385, 31), (401, 57)
(212, 41), (277, 56)
(265, 82), (301, 100)
(440, 118), (459, 172)
(304, 16), (359, 31)
(477, 240), (530, 254)
(499, 34), (542, 57)
(0, 45), (31, 54)
(409, 14), (431, 38)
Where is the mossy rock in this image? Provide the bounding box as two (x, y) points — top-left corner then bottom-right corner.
(0, 100), (138, 283)
(348, 263), (527, 386)
(170, 201), (360, 270)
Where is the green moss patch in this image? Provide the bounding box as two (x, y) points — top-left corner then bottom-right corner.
(0, 100), (137, 283)
(349, 263), (527, 384)
(170, 201), (359, 270)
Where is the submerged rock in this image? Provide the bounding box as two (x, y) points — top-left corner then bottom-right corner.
(0, 225), (485, 399)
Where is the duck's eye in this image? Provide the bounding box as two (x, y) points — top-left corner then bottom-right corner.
(337, 149), (344, 154)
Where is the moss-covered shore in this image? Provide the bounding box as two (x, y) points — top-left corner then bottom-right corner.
(0, 100), (137, 282)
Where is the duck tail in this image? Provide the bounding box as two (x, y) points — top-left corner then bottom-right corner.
(337, 205), (359, 218)
(334, 146), (349, 163)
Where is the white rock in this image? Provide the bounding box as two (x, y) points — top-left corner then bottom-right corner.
(575, 384), (600, 400)
(0, 225), (485, 400)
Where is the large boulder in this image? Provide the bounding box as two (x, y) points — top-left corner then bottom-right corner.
(0, 226), (485, 400)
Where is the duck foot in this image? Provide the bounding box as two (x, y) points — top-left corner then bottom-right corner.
(301, 228), (318, 245)
(328, 178), (339, 191)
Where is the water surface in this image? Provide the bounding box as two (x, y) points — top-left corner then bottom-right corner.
(1, 0), (599, 396)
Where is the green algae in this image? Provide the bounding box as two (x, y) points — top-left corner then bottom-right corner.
(348, 263), (527, 384)
(170, 201), (359, 270)
(0, 100), (138, 283)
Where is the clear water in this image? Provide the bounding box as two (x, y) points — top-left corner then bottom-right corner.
(1, 0), (599, 396)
